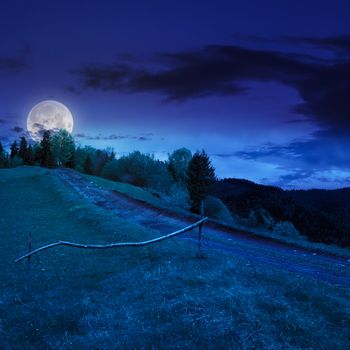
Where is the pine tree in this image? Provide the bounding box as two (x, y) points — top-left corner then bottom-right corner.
(33, 143), (42, 163)
(18, 136), (28, 161)
(10, 141), (18, 159)
(187, 150), (216, 213)
(25, 145), (34, 165)
(83, 154), (93, 175)
(95, 150), (109, 176)
(40, 130), (54, 167)
(0, 142), (6, 168)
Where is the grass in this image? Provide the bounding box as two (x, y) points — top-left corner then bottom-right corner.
(83, 171), (350, 258)
(83, 173), (162, 205)
(0, 166), (349, 349)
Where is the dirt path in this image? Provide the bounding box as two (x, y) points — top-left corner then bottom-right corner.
(53, 169), (350, 288)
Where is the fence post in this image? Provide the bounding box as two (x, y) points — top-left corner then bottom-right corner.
(25, 233), (32, 292)
(197, 200), (204, 257)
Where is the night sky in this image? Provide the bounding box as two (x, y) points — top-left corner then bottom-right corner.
(1, 0), (350, 189)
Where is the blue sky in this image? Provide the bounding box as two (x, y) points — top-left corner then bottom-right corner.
(1, 0), (350, 189)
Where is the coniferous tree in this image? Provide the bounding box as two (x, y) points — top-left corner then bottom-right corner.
(39, 130), (54, 167)
(109, 149), (116, 161)
(83, 154), (93, 175)
(0, 142), (6, 168)
(33, 143), (41, 163)
(18, 136), (28, 161)
(10, 141), (18, 159)
(25, 145), (34, 165)
(95, 150), (109, 176)
(187, 150), (216, 213)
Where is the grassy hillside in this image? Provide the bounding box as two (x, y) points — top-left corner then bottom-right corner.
(83, 173), (163, 205)
(0, 167), (349, 349)
(85, 172), (350, 257)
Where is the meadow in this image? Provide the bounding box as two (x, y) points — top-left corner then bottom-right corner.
(0, 167), (349, 349)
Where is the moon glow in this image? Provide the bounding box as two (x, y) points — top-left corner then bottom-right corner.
(27, 100), (74, 142)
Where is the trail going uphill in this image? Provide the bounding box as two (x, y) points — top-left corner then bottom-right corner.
(54, 168), (350, 288)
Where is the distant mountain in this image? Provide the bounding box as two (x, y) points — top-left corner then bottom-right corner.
(212, 178), (350, 247)
(288, 187), (350, 211)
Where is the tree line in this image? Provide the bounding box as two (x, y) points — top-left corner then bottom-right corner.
(0, 129), (75, 168)
(0, 131), (216, 214)
(1, 130), (348, 247)
(213, 178), (350, 247)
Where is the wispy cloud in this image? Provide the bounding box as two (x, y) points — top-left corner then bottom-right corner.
(0, 45), (30, 73)
(75, 133), (152, 141)
(12, 126), (24, 133)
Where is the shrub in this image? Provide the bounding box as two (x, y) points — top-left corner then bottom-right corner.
(162, 184), (190, 209)
(102, 151), (174, 193)
(204, 196), (235, 225)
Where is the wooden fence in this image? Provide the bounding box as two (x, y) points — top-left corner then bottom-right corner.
(16, 217), (208, 263)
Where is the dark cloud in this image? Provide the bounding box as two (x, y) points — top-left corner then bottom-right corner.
(294, 63), (350, 131)
(78, 64), (132, 91)
(74, 40), (350, 134)
(32, 122), (44, 129)
(12, 126), (23, 133)
(236, 128), (350, 170)
(0, 46), (30, 73)
(0, 56), (26, 72)
(77, 44), (313, 100)
(0, 116), (17, 124)
(106, 134), (129, 140)
(64, 85), (82, 95)
(84, 134), (102, 140)
(285, 118), (311, 124)
(294, 35), (350, 54)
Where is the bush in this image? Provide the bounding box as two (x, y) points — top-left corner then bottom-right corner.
(204, 196), (235, 225)
(8, 155), (23, 168)
(102, 151), (174, 193)
(273, 221), (300, 237)
(162, 184), (190, 209)
(75, 146), (113, 176)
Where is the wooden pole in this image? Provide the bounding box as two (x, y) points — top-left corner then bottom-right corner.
(25, 232), (32, 291)
(197, 200), (205, 257)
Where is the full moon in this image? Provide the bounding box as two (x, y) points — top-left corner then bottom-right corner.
(27, 100), (74, 142)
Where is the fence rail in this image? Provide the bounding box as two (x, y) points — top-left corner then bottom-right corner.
(16, 217), (208, 263)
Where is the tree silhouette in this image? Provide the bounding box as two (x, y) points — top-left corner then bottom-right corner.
(18, 136), (28, 161)
(83, 154), (93, 174)
(0, 142), (7, 168)
(39, 131), (54, 167)
(168, 148), (192, 187)
(10, 141), (18, 159)
(51, 129), (75, 167)
(187, 150), (216, 213)
(26, 145), (35, 165)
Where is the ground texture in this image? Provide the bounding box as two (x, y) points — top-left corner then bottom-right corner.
(54, 168), (350, 287)
(0, 167), (349, 349)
